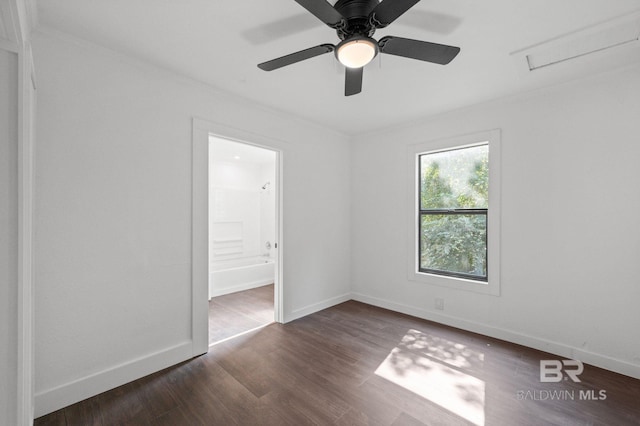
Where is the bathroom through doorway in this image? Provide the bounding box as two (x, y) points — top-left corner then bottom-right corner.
(208, 136), (280, 345)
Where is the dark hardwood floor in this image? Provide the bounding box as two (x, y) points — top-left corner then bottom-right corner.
(35, 301), (640, 425)
(209, 284), (274, 345)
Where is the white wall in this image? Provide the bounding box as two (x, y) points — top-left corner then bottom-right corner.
(351, 64), (640, 378)
(32, 31), (351, 416)
(0, 47), (19, 426)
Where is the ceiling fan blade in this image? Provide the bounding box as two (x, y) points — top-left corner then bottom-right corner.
(378, 36), (460, 64)
(345, 67), (363, 96)
(370, 0), (421, 28)
(258, 44), (335, 71)
(294, 0), (346, 27)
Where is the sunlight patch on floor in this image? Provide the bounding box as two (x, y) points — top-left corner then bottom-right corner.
(208, 322), (272, 347)
(375, 329), (485, 426)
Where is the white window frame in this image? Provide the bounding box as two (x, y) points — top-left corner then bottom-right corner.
(407, 129), (501, 296)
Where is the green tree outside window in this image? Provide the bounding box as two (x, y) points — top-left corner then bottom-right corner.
(419, 145), (488, 280)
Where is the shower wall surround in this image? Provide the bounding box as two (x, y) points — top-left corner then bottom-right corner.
(209, 151), (276, 264)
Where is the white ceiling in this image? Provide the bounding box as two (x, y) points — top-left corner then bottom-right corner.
(34, 0), (640, 135)
(210, 136), (276, 164)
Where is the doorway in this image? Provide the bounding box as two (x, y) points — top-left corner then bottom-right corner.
(208, 136), (280, 345)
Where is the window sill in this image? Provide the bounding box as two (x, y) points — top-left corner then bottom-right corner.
(409, 269), (500, 296)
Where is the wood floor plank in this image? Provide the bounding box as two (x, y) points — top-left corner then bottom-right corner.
(209, 303), (264, 343)
(263, 348), (353, 420)
(217, 283), (274, 323)
(94, 381), (152, 425)
(213, 337), (282, 398)
(131, 370), (180, 420)
(178, 387), (240, 425)
(261, 388), (340, 425)
(276, 329), (372, 386)
(208, 284), (274, 344)
(334, 406), (391, 426)
(390, 412), (428, 426)
(360, 373), (475, 426)
(63, 397), (102, 426)
(151, 404), (202, 425)
(33, 409), (66, 426)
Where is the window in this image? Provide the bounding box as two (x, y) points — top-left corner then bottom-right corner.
(419, 144), (488, 281)
(408, 130), (501, 295)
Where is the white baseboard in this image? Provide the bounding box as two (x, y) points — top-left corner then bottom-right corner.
(286, 292), (352, 323)
(34, 341), (195, 418)
(209, 279), (273, 298)
(351, 292), (640, 380)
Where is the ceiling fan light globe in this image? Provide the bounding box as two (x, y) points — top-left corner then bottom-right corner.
(336, 38), (378, 68)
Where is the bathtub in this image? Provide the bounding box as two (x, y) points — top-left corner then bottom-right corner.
(209, 255), (274, 298)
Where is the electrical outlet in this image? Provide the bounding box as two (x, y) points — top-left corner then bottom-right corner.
(435, 298), (444, 311)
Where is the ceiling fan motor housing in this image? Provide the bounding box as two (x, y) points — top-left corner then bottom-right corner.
(333, 0), (380, 39)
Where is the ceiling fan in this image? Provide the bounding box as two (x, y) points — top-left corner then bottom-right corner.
(257, 0), (461, 96)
